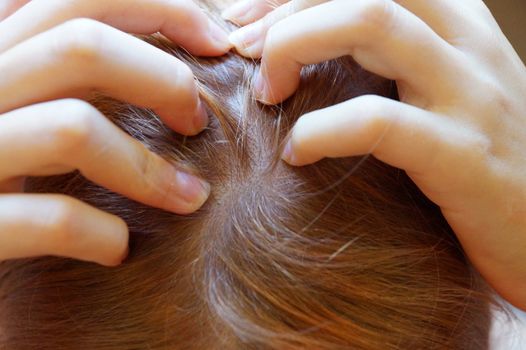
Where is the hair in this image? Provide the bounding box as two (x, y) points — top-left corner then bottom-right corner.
(0, 2), (496, 349)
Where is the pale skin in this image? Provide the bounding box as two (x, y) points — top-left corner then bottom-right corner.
(222, 0), (526, 310)
(0, 0), (232, 266)
(2, 0), (526, 313)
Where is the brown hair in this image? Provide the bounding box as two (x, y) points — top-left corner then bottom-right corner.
(0, 3), (495, 349)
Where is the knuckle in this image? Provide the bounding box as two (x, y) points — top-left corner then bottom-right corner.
(261, 1), (283, 23)
(261, 11), (277, 31)
(264, 23), (283, 53)
(356, 0), (396, 32)
(291, 0), (324, 13)
(290, 0), (302, 13)
(264, 22), (294, 63)
(137, 149), (157, 181)
(470, 27), (506, 64)
(253, 0), (273, 13)
(366, 114), (391, 141)
(356, 95), (391, 132)
(46, 197), (80, 247)
(469, 77), (513, 138)
(451, 126), (492, 169)
(449, 129), (493, 182)
(49, 99), (100, 152)
(52, 18), (106, 65)
(466, 131), (492, 158)
(355, 94), (384, 109)
(485, 83), (511, 114)
(136, 148), (165, 199)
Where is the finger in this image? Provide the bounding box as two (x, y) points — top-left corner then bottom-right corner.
(0, 100), (211, 215)
(222, 0), (290, 25)
(394, 0), (497, 41)
(225, 0), (495, 56)
(0, 18), (208, 136)
(0, 194), (128, 266)
(0, 0), (29, 21)
(395, 0), (513, 67)
(0, 0), (231, 56)
(228, 0), (327, 58)
(253, 0), (465, 104)
(281, 95), (480, 180)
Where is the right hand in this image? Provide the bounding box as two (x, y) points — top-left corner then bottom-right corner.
(223, 0), (526, 309)
(0, 0), (231, 266)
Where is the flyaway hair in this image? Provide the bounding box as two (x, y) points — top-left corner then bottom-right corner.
(0, 2), (496, 349)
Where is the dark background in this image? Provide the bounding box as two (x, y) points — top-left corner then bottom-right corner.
(484, 0), (525, 62)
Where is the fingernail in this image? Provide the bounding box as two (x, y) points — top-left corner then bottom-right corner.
(281, 139), (297, 165)
(228, 21), (263, 55)
(209, 20), (232, 51)
(222, 0), (251, 22)
(171, 171), (210, 214)
(192, 99), (209, 134)
(253, 71), (270, 103)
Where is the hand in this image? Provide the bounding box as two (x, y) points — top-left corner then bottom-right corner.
(224, 0), (526, 309)
(0, 0), (230, 266)
(0, 0), (28, 19)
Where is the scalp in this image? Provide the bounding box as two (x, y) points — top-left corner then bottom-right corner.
(0, 8), (494, 350)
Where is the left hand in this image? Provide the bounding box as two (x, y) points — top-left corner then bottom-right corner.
(222, 0), (526, 310)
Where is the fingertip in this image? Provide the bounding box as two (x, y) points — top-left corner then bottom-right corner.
(98, 217), (129, 267)
(118, 245), (130, 264)
(281, 139), (298, 165)
(191, 99), (209, 135)
(228, 22), (264, 58)
(207, 20), (234, 54)
(254, 70), (301, 105)
(221, 0), (252, 24)
(281, 138), (314, 166)
(160, 12), (231, 57)
(253, 70), (278, 105)
(281, 119), (325, 166)
(151, 156), (211, 215)
(102, 246), (128, 267)
(165, 170), (211, 215)
(155, 97), (209, 136)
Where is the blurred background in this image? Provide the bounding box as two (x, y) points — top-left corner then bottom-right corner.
(484, 0), (525, 62)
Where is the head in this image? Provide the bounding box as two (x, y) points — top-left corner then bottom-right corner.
(0, 2), (494, 349)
